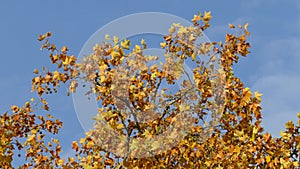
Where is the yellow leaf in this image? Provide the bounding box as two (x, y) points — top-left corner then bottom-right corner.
(205, 161), (211, 167)
(266, 156), (271, 163)
(33, 77), (41, 84)
(79, 138), (85, 144)
(10, 105), (19, 112)
(111, 51), (120, 58)
(160, 42), (167, 49)
(173, 23), (181, 27)
(178, 27), (187, 34)
(46, 114), (54, 119)
(150, 141), (160, 151)
(245, 30), (251, 36)
(100, 75), (106, 83)
(254, 91), (262, 101)
(192, 14), (201, 22)
(120, 39), (130, 50)
(142, 129), (151, 138)
(141, 38), (145, 45)
(41, 98), (48, 105)
(31, 129), (38, 135)
(72, 141), (79, 151)
(113, 36), (119, 45)
(298, 113), (300, 125)
(179, 103), (190, 112)
(285, 120), (294, 129)
(135, 45), (141, 53)
(229, 24), (235, 28)
(203, 11), (212, 22)
(216, 165), (223, 169)
(52, 138), (60, 144)
(27, 134), (35, 142)
(169, 26), (176, 33)
(57, 159), (64, 166)
(192, 53), (196, 61)
(45, 74), (51, 82)
(251, 126), (258, 141)
(116, 123), (124, 130)
(234, 130), (244, 137)
(242, 87), (252, 104)
(211, 54), (216, 62)
(83, 164), (93, 169)
(62, 57), (71, 65)
(53, 71), (60, 80)
(280, 130), (291, 140)
(33, 69), (39, 74)
(280, 158), (289, 167)
(244, 22), (249, 31)
(105, 34), (110, 40)
(38, 35), (46, 41)
(61, 46), (68, 53)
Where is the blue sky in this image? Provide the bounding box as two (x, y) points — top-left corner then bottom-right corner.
(0, 0), (299, 165)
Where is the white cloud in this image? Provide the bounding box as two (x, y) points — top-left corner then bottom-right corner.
(256, 38), (300, 76)
(251, 74), (300, 137)
(249, 31), (300, 137)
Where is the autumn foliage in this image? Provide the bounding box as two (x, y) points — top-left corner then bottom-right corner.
(0, 11), (299, 168)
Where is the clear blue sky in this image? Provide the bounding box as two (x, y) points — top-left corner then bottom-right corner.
(0, 0), (299, 165)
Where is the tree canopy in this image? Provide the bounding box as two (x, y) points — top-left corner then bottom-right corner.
(0, 11), (299, 169)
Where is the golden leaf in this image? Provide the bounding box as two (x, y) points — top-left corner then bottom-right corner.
(229, 24), (235, 28)
(33, 69), (39, 74)
(216, 165), (223, 169)
(285, 120), (294, 129)
(178, 27), (187, 34)
(61, 46), (68, 53)
(234, 130), (244, 137)
(203, 11), (212, 22)
(45, 74), (51, 82)
(72, 141), (79, 151)
(27, 134), (35, 142)
(113, 36), (119, 45)
(160, 42), (167, 49)
(38, 35), (46, 41)
(104, 158), (114, 166)
(121, 39), (130, 50)
(179, 103), (190, 112)
(105, 34), (110, 40)
(52, 138), (60, 144)
(53, 71), (61, 80)
(169, 26), (176, 33)
(111, 51), (120, 58)
(251, 126), (258, 141)
(254, 91), (262, 101)
(242, 87), (252, 104)
(244, 22), (249, 31)
(116, 123), (124, 130)
(192, 53), (196, 61)
(192, 14), (201, 22)
(10, 105), (19, 112)
(141, 38), (145, 45)
(280, 130), (291, 140)
(135, 45), (141, 53)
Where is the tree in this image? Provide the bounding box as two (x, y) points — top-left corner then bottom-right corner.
(0, 11), (299, 169)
